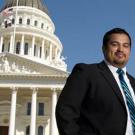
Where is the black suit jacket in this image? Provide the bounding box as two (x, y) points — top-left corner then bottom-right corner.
(56, 61), (135, 135)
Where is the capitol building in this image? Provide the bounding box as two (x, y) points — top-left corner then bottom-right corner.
(0, 0), (68, 135)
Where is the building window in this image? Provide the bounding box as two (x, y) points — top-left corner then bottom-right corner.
(34, 20), (38, 26)
(41, 23), (44, 29)
(40, 47), (42, 58)
(5, 20), (12, 28)
(19, 18), (22, 24)
(4, 21), (7, 28)
(27, 19), (30, 25)
(34, 45), (36, 56)
(38, 103), (44, 116)
(38, 126), (43, 135)
(8, 43), (10, 52)
(24, 43), (29, 55)
(45, 50), (49, 60)
(16, 42), (20, 54)
(2, 43), (4, 52)
(12, 18), (15, 24)
(27, 102), (31, 115)
(26, 125), (30, 135)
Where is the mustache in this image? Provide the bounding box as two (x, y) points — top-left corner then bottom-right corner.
(115, 51), (125, 56)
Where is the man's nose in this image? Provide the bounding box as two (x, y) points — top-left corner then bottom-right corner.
(117, 45), (123, 51)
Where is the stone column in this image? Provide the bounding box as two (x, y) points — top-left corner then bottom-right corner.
(8, 87), (18, 135)
(54, 48), (57, 60)
(44, 43), (47, 60)
(0, 35), (3, 53)
(9, 34), (14, 53)
(50, 88), (58, 135)
(20, 34), (24, 55)
(31, 36), (35, 56)
(57, 49), (61, 60)
(49, 43), (52, 61)
(41, 39), (45, 59)
(30, 88), (38, 135)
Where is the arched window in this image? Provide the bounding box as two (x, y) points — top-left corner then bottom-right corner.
(34, 20), (38, 26)
(41, 23), (44, 29)
(2, 43), (4, 52)
(38, 126), (44, 135)
(34, 45), (36, 56)
(27, 19), (30, 25)
(4, 21), (7, 28)
(19, 18), (22, 24)
(27, 102), (31, 115)
(40, 47), (42, 58)
(24, 43), (29, 55)
(16, 42), (20, 54)
(45, 50), (48, 60)
(38, 103), (44, 115)
(12, 18), (15, 24)
(8, 43), (10, 52)
(26, 125), (30, 135)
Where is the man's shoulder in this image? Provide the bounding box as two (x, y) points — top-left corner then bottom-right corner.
(72, 62), (100, 72)
(69, 61), (106, 79)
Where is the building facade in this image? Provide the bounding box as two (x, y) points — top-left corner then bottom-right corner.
(0, 0), (68, 135)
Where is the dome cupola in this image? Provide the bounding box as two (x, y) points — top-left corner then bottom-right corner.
(0, 0), (67, 71)
(1, 0), (49, 15)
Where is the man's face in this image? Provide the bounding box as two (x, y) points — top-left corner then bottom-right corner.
(104, 33), (131, 68)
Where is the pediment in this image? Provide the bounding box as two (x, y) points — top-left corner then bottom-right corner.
(0, 53), (68, 76)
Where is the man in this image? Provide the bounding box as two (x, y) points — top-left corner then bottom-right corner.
(56, 28), (135, 135)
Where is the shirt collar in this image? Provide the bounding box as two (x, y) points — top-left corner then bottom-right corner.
(104, 60), (126, 74)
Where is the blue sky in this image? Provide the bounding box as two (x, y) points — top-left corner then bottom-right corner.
(0, 0), (135, 76)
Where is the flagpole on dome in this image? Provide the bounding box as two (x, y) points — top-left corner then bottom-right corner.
(12, 0), (19, 52)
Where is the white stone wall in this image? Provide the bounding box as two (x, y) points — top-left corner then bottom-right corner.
(0, 89), (58, 135)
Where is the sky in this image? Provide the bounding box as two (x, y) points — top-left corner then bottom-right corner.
(0, 0), (135, 76)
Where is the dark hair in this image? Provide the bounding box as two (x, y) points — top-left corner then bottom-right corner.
(102, 28), (131, 50)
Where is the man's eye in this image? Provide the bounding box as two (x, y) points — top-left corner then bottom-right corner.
(111, 43), (118, 46)
(123, 44), (130, 48)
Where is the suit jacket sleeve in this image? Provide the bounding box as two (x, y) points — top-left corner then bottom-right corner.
(56, 64), (89, 135)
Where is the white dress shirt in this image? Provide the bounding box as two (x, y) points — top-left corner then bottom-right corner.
(106, 61), (135, 135)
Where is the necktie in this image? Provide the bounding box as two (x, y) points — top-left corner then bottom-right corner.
(117, 68), (135, 134)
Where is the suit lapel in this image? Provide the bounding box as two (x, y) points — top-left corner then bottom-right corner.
(98, 61), (126, 111)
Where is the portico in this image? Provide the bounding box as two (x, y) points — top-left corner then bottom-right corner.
(0, 83), (64, 135)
